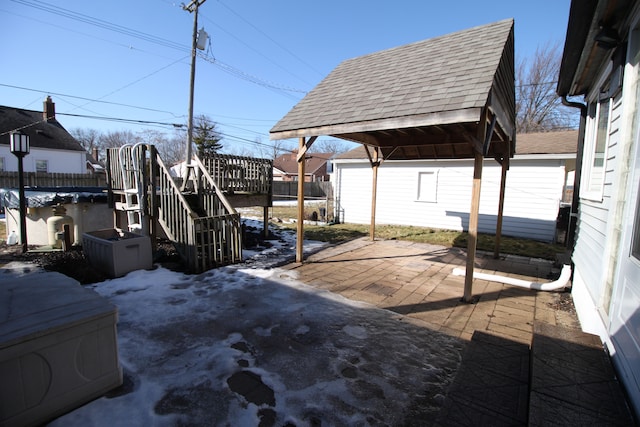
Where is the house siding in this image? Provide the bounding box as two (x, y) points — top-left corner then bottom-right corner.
(334, 158), (566, 242)
(572, 89), (622, 306)
(0, 146), (86, 174)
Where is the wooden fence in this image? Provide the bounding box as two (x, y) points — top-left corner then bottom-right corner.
(0, 171), (106, 188)
(272, 181), (333, 200)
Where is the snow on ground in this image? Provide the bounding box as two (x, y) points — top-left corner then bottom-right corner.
(38, 220), (463, 426)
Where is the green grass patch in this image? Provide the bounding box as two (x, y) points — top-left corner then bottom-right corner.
(274, 222), (566, 260)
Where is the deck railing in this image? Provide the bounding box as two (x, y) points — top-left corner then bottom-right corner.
(201, 154), (272, 194)
(106, 146), (242, 272)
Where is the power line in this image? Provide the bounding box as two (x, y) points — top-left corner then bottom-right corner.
(9, 0), (308, 99)
(199, 11), (315, 87)
(9, 0), (187, 52)
(0, 83), (183, 117)
(216, 1), (324, 78)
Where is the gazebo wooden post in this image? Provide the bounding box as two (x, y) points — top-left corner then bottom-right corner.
(295, 136), (317, 263)
(463, 109), (488, 303)
(494, 153), (509, 259)
(370, 147), (380, 241)
(296, 137), (306, 262)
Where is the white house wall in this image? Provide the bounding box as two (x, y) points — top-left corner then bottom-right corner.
(569, 14), (640, 418)
(572, 87), (623, 327)
(0, 147), (86, 174)
(334, 158), (565, 242)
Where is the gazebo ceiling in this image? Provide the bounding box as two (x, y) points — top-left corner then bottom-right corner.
(333, 119), (512, 161)
(270, 19), (516, 161)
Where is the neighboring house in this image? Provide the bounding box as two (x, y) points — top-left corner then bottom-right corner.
(86, 148), (105, 175)
(557, 0), (640, 418)
(0, 96), (87, 174)
(272, 165), (287, 182)
(273, 151), (332, 182)
(331, 130), (577, 242)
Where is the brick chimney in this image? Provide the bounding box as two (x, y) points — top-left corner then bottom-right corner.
(43, 96), (55, 122)
(92, 147), (99, 162)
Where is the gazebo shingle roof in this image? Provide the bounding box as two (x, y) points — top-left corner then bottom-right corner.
(271, 19), (515, 159)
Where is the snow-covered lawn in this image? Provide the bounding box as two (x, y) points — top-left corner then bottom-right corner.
(10, 220), (464, 426)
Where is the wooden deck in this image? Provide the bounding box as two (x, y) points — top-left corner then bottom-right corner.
(106, 148), (272, 272)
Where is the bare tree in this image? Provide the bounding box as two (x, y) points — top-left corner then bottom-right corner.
(71, 128), (101, 152)
(309, 138), (352, 154)
(99, 130), (138, 149)
(516, 42), (577, 133)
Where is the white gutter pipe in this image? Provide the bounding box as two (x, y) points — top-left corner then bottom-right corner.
(452, 264), (572, 291)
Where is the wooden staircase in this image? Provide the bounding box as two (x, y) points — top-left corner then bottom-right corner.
(106, 144), (243, 273)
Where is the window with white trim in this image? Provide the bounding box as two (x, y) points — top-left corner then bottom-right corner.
(582, 86), (611, 201)
(35, 159), (48, 173)
(416, 170), (438, 202)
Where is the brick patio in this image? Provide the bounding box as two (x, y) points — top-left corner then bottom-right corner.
(282, 237), (636, 426)
(283, 238), (579, 343)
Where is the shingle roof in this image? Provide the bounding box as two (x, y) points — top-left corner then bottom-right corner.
(0, 105), (85, 152)
(273, 152), (333, 175)
(335, 130), (578, 159)
(515, 130), (578, 154)
(271, 19), (514, 138)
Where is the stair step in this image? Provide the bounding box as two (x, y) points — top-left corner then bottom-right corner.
(115, 202), (141, 211)
(528, 322), (635, 426)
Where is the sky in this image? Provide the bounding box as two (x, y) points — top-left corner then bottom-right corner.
(3, 217), (465, 425)
(1, 0), (571, 157)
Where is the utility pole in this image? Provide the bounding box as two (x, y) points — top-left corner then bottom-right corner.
(182, 0), (206, 187)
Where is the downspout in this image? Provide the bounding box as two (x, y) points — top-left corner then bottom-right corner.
(453, 264), (572, 291)
(561, 95), (587, 250)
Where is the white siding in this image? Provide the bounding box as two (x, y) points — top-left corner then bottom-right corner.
(573, 90), (623, 303)
(334, 158), (565, 242)
(0, 147), (86, 174)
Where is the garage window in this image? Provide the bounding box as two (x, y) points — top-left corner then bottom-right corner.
(417, 170), (438, 202)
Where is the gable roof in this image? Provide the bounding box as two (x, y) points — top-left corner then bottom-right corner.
(515, 130), (578, 154)
(271, 19), (515, 161)
(335, 130), (578, 160)
(0, 104), (85, 152)
(273, 152), (333, 175)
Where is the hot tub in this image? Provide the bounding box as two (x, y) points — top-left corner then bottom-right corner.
(0, 271), (122, 426)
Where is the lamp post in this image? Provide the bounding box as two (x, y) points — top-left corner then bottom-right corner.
(10, 132), (30, 253)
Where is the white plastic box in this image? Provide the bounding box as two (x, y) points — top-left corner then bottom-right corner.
(83, 228), (153, 278)
(0, 272), (122, 427)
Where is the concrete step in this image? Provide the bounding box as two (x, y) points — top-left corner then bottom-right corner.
(528, 322), (635, 426)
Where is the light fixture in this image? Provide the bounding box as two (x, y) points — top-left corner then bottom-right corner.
(595, 24), (620, 49)
(10, 132), (30, 155)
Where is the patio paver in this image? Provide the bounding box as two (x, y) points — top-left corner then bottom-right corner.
(283, 237), (635, 426)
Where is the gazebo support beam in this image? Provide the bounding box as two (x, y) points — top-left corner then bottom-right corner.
(364, 146), (381, 241)
(463, 109), (489, 303)
(494, 153), (510, 259)
(296, 136), (317, 262)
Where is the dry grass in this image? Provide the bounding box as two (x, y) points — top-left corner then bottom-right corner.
(241, 204), (567, 260)
(0, 219), (5, 243)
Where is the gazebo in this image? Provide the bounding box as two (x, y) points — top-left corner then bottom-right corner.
(270, 19), (516, 302)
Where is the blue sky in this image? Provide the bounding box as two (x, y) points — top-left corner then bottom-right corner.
(1, 0), (571, 156)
